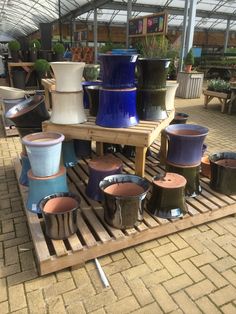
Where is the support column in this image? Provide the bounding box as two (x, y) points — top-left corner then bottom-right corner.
(126, 0), (132, 49)
(58, 0), (62, 42)
(185, 0), (197, 55)
(94, 7), (98, 63)
(224, 19), (231, 53)
(179, 0), (190, 71)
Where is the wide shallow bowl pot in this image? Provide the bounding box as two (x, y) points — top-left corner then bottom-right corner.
(209, 152), (236, 195)
(0, 86), (25, 100)
(100, 174), (150, 229)
(39, 192), (80, 240)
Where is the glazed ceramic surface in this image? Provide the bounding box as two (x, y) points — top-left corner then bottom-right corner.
(19, 153), (31, 186)
(50, 62), (85, 92)
(165, 82), (179, 111)
(0, 86), (25, 99)
(50, 91), (87, 124)
(96, 87), (139, 128)
(99, 54), (138, 88)
(147, 173), (188, 218)
(5, 95), (50, 128)
(22, 132), (65, 177)
(209, 152), (236, 195)
(74, 139), (92, 158)
(3, 97), (25, 127)
(39, 192), (80, 240)
(137, 58), (170, 89)
(165, 124), (209, 166)
(170, 112), (189, 125)
(83, 64), (100, 81)
(62, 140), (78, 167)
(85, 85), (100, 116)
(27, 167), (69, 213)
(82, 81), (102, 109)
(100, 174), (150, 229)
(137, 88), (167, 120)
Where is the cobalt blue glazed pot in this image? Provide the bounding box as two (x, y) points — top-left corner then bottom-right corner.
(209, 152), (236, 195)
(99, 54), (138, 88)
(165, 124), (209, 166)
(96, 87), (139, 128)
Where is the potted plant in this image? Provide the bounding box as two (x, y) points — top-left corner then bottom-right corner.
(34, 58), (50, 88)
(29, 39), (41, 61)
(207, 79), (231, 94)
(184, 48), (194, 73)
(52, 42), (65, 61)
(8, 40), (21, 62)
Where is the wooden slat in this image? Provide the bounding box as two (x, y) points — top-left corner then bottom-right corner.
(51, 240), (68, 257)
(77, 211), (97, 247)
(67, 234), (84, 252)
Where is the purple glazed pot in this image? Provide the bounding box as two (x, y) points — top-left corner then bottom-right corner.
(165, 124), (209, 166)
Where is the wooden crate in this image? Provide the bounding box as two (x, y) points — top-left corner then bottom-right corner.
(14, 150), (236, 276)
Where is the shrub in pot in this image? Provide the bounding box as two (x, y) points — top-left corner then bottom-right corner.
(53, 42), (65, 61)
(29, 39), (41, 61)
(184, 48), (194, 73)
(8, 40), (21, 62)
(34, 59), (50, 88)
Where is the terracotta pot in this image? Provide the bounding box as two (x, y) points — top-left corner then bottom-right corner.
(185, 64), (192, 73)
(201, 156), (211, 179)
(100, 174), (150, 229)
(39, 192), (80, 239)
(209, 152), (236, 195)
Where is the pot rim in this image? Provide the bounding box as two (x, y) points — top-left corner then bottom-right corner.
(165, 123), (209, 137)
(138, 57), (171, 61)
(22, 131), (65, 147)
(50, 61), (85, 66)
(209, 151), (236, 168)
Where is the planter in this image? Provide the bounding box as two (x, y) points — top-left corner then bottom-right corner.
(30, 50), (38, 62)
(137, 88), (167, 120)
(83, 64), (100, 81)
(50, 91), (87, 124)
(3, 97), (26, 127)
(19, 152), (31, 186)
(85, 85), (100, 116)
(0, 86), (25, 99)
(96, 87), (139, 128)
(165, 124), (209, 166)
(170, 112), (189, 124)
(99, 54), (138, 88)
(17, 126), (42, 155)
(147, 173), (188, 218)
(201, 155), (211, 179)
(209, 152), (236, 195)
(5, 95), (50, 128)
(137, 58), (170, 89)
(39, 192), (80, 240)
(62, 140), (78, 167)
(50, 62), (85, 92)
(22, 131), (65, 177)
(74, 139), (92, 159)
(99, 174), (150, 229)
(165, 81), (179, 111)
(82, 81), (102, 109)
(12, 69), (26, 89)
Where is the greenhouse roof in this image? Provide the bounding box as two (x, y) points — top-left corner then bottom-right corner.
(1, 0), (236, 40)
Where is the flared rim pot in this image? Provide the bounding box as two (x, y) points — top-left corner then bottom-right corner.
(5, 95), (50, 128)
(50, 62), (85, 92)
(85, 85), (100, 117)
(165, 124), (209, 166)
(99, 54), (138, 88)
(22, 131), (65, 147)
(99, 174), (150, 229)
(0, 86), (26, 99)
(209, 152), (236, 195)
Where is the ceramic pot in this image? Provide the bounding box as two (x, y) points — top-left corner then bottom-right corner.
(137, 88), (167, 120)
(62, 140), (78, 167)
(100, 174), (150, 229)
(39, 192), (80, 240)
(82, 81), (102, 109)
(166, 163), (201, 197)
(74, 139), (92, 158)
(22, 132), (65, 177)
(111, 49), (138, 55)
(50, 91), (87, 124)
(83, 64), (100, 81)
(99, 54), (138, 88)
(27, 167), (68, 213)
(137, 58), (170, 89)
(147, 173), (188, 218)
(85, 85), (100, 116)
(50, 62), (85, 92)
(165, 124), (209, 166)
(96, 87), (139, 128)
(209, 152), (236, 195)
(3, 97), (26, 127)
(19, 152), (31, 186)
(17, 126), (42, 155)
(165, 82), (179, 111)
(201, 155), (211, 179)
(170, 112), (189, 124)
(0, 86), (25, 99)
(5, 95), (50, 128)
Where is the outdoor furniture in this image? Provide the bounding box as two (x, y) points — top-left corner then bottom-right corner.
(203, 89), (231, 113)
(176, 72), (204, 99)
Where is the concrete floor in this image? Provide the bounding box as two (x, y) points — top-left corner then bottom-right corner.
(0, 87), (236, 313)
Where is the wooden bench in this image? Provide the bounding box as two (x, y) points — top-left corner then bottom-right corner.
(203, 89), (231, 113)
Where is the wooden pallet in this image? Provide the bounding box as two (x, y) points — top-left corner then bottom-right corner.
(14, 151), (236, 276)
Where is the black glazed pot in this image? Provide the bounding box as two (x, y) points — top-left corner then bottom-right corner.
(209, 152), (236, 195)
(170, 112), (189, 124)
(85, 85), (100, 116)
(5, 95), (50, 128)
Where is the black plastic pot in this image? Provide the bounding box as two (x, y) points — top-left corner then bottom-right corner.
(170, 112), (189, 124)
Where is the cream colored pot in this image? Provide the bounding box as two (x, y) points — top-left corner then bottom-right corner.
(165, 81), (179, 111)
(0, 86), (25, 100)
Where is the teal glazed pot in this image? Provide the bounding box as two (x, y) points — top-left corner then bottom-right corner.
(136, 88), (167, 120)
(137, 58), (170, 89)
(62, 140), (78, 168)
(147, 173), (188, 219)
(100, 174), (150, 229)
(209, 152), (236, 195)
(165, 124), (209, 166)
(19, 152), (31, 186)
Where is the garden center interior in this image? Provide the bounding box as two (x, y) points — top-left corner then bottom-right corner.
(0, 1), (236, 313)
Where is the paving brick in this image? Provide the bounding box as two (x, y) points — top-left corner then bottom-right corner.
(109, 273), (131, 299)
(0, 231), (15, 242)
(72, 267), (91, 287)
(200, 264), (228, 288)
(159, 255), (184, 277)
(4, 235), (30, 248)
(27, 289), (46, 314)
(207, 221), (227, 235)
(0, 263), (20, 279)
(198, 225), (210, 232)
(142, 269), (172, 288)
(150, 284), (178, 312)
(171, 247), (197, 262)
(211, 256), (236, 272)
(83, 290), (117, 312)
(46, 296), (66, 314)
(66, 301), (86, 314)
(104, 295), (140, 314)
(173, 291), (202, 314)
(184, 237), (207, 254)
(223, 244), (236, 259)
(90, 308), (106, 314)
(190, 251), (218, 267)
(110, 251), (124, 261)
(7, 268), (38, 286)
(195, 296), (221, 314)
(222, 269), (236, 288)
(2, 219), (14, 233)
(11, 308), (28, 314)
(62, 284), (96, 305)
(0, 301), (9, 314)
(9, 283), (27, 312)
(135, 240), (159, 253)
(220, 303), (236, 314)
(213, 234), (236, 247)
(128, 278), (154, 306)
(55, 269), (72, 282)
(185, 279), (216, 300)
(179, 228), (201, 239)
(122, 263), (151, 281)
(152, 242), (178, 258)
(123, 248), (143, 266)
(15, 222), (28, 238)
(163, 274), (193, 294)
(19, 250), (35, 271)
(209, 285), (236, 306)
(140, 250), (163, 271)
(0, 278), (7, 302)
(24, 274), (56, 292)
(179, 260), (205, 282)
(103, 258), (131, 276)
(168, 233), (188, 249)
(5, 245), (19, 265)
(87, 268), (108, 293)
(0, 242), (3, 258)
(203, 239), (228, 258)
(43, 278), (76, 299)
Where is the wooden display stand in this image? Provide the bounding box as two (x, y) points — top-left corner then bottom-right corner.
(203, 89), (231, 113)
(8, 62), (37, 89)
(176, 72), (204, 99)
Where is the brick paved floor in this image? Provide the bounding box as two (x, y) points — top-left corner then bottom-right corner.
(0, 90), (236, 313)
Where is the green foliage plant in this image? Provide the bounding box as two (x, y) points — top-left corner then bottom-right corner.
(184, 48), (194, 65)
(29, 39), (41, 51)
(99, 42), (125, 53)
(34, 59), (50, 75)
(53, 42), (65, 54)
(135, 35), (169, 58)
(207, 79), (231, 93)
(8, 40), (21, 51)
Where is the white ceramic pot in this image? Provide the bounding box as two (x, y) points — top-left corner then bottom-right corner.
(50, 91), (87, 124)
(165, 81), (179, 111)
(0, 86), (25, 100)
(50, 62), (85, 92)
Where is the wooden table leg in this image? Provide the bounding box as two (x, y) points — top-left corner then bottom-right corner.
(96, 142), (104, 156)
(135, 146), (147, 177)
(159, 130), (167, 165)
